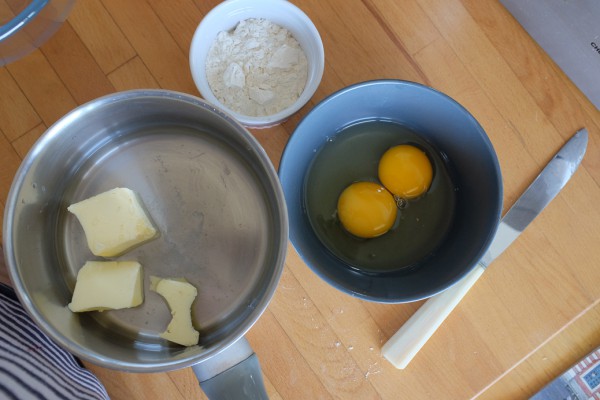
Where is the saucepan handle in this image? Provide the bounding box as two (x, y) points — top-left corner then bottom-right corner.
(381, 263), (486, 369)
(192, 337), (268, 400)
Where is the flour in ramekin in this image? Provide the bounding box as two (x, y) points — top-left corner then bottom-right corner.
(205, 18), (308, 117)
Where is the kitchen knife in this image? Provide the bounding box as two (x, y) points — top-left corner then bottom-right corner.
(381, 128), (589, 369)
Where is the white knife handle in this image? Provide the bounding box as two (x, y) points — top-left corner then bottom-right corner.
(381, 263), (486, 369)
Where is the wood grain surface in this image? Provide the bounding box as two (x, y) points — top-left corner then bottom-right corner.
(1, 0), (599, 399)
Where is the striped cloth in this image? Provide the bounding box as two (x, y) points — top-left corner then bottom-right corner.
(0, 283), (109, 400)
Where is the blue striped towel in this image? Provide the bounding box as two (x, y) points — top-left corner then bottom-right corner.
(0, 283), (110, 400)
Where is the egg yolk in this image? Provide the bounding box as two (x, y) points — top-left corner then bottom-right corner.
(337, 182), (397, 238)
(378, 144), (433, 199)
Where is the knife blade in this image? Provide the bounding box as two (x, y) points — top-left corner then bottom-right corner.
(381, 128), (588, 369)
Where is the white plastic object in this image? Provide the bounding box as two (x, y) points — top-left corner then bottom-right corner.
(381, 263), (486, 369)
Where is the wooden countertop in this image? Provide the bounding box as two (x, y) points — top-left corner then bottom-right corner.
(1, 0), (599, 398)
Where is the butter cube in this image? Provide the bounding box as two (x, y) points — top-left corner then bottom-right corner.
(68, 261), (144, 312)
(68, 187), (158, 257)
(150, 276), (199, 346)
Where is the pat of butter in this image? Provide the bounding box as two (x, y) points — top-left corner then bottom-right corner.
(68, 187), (158, 257)
(150, 276), (199, 347)
(68, 261), (144, 312)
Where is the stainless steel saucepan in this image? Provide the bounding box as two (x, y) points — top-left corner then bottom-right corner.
(3, 90), (288, 399)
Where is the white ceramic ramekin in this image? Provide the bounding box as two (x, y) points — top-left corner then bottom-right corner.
(189, 0), (324, 128)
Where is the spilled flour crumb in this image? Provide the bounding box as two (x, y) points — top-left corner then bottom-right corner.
(206, 18), (308, 117)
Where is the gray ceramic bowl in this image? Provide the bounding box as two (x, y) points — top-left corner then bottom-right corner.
(279, 80), (503, 303)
